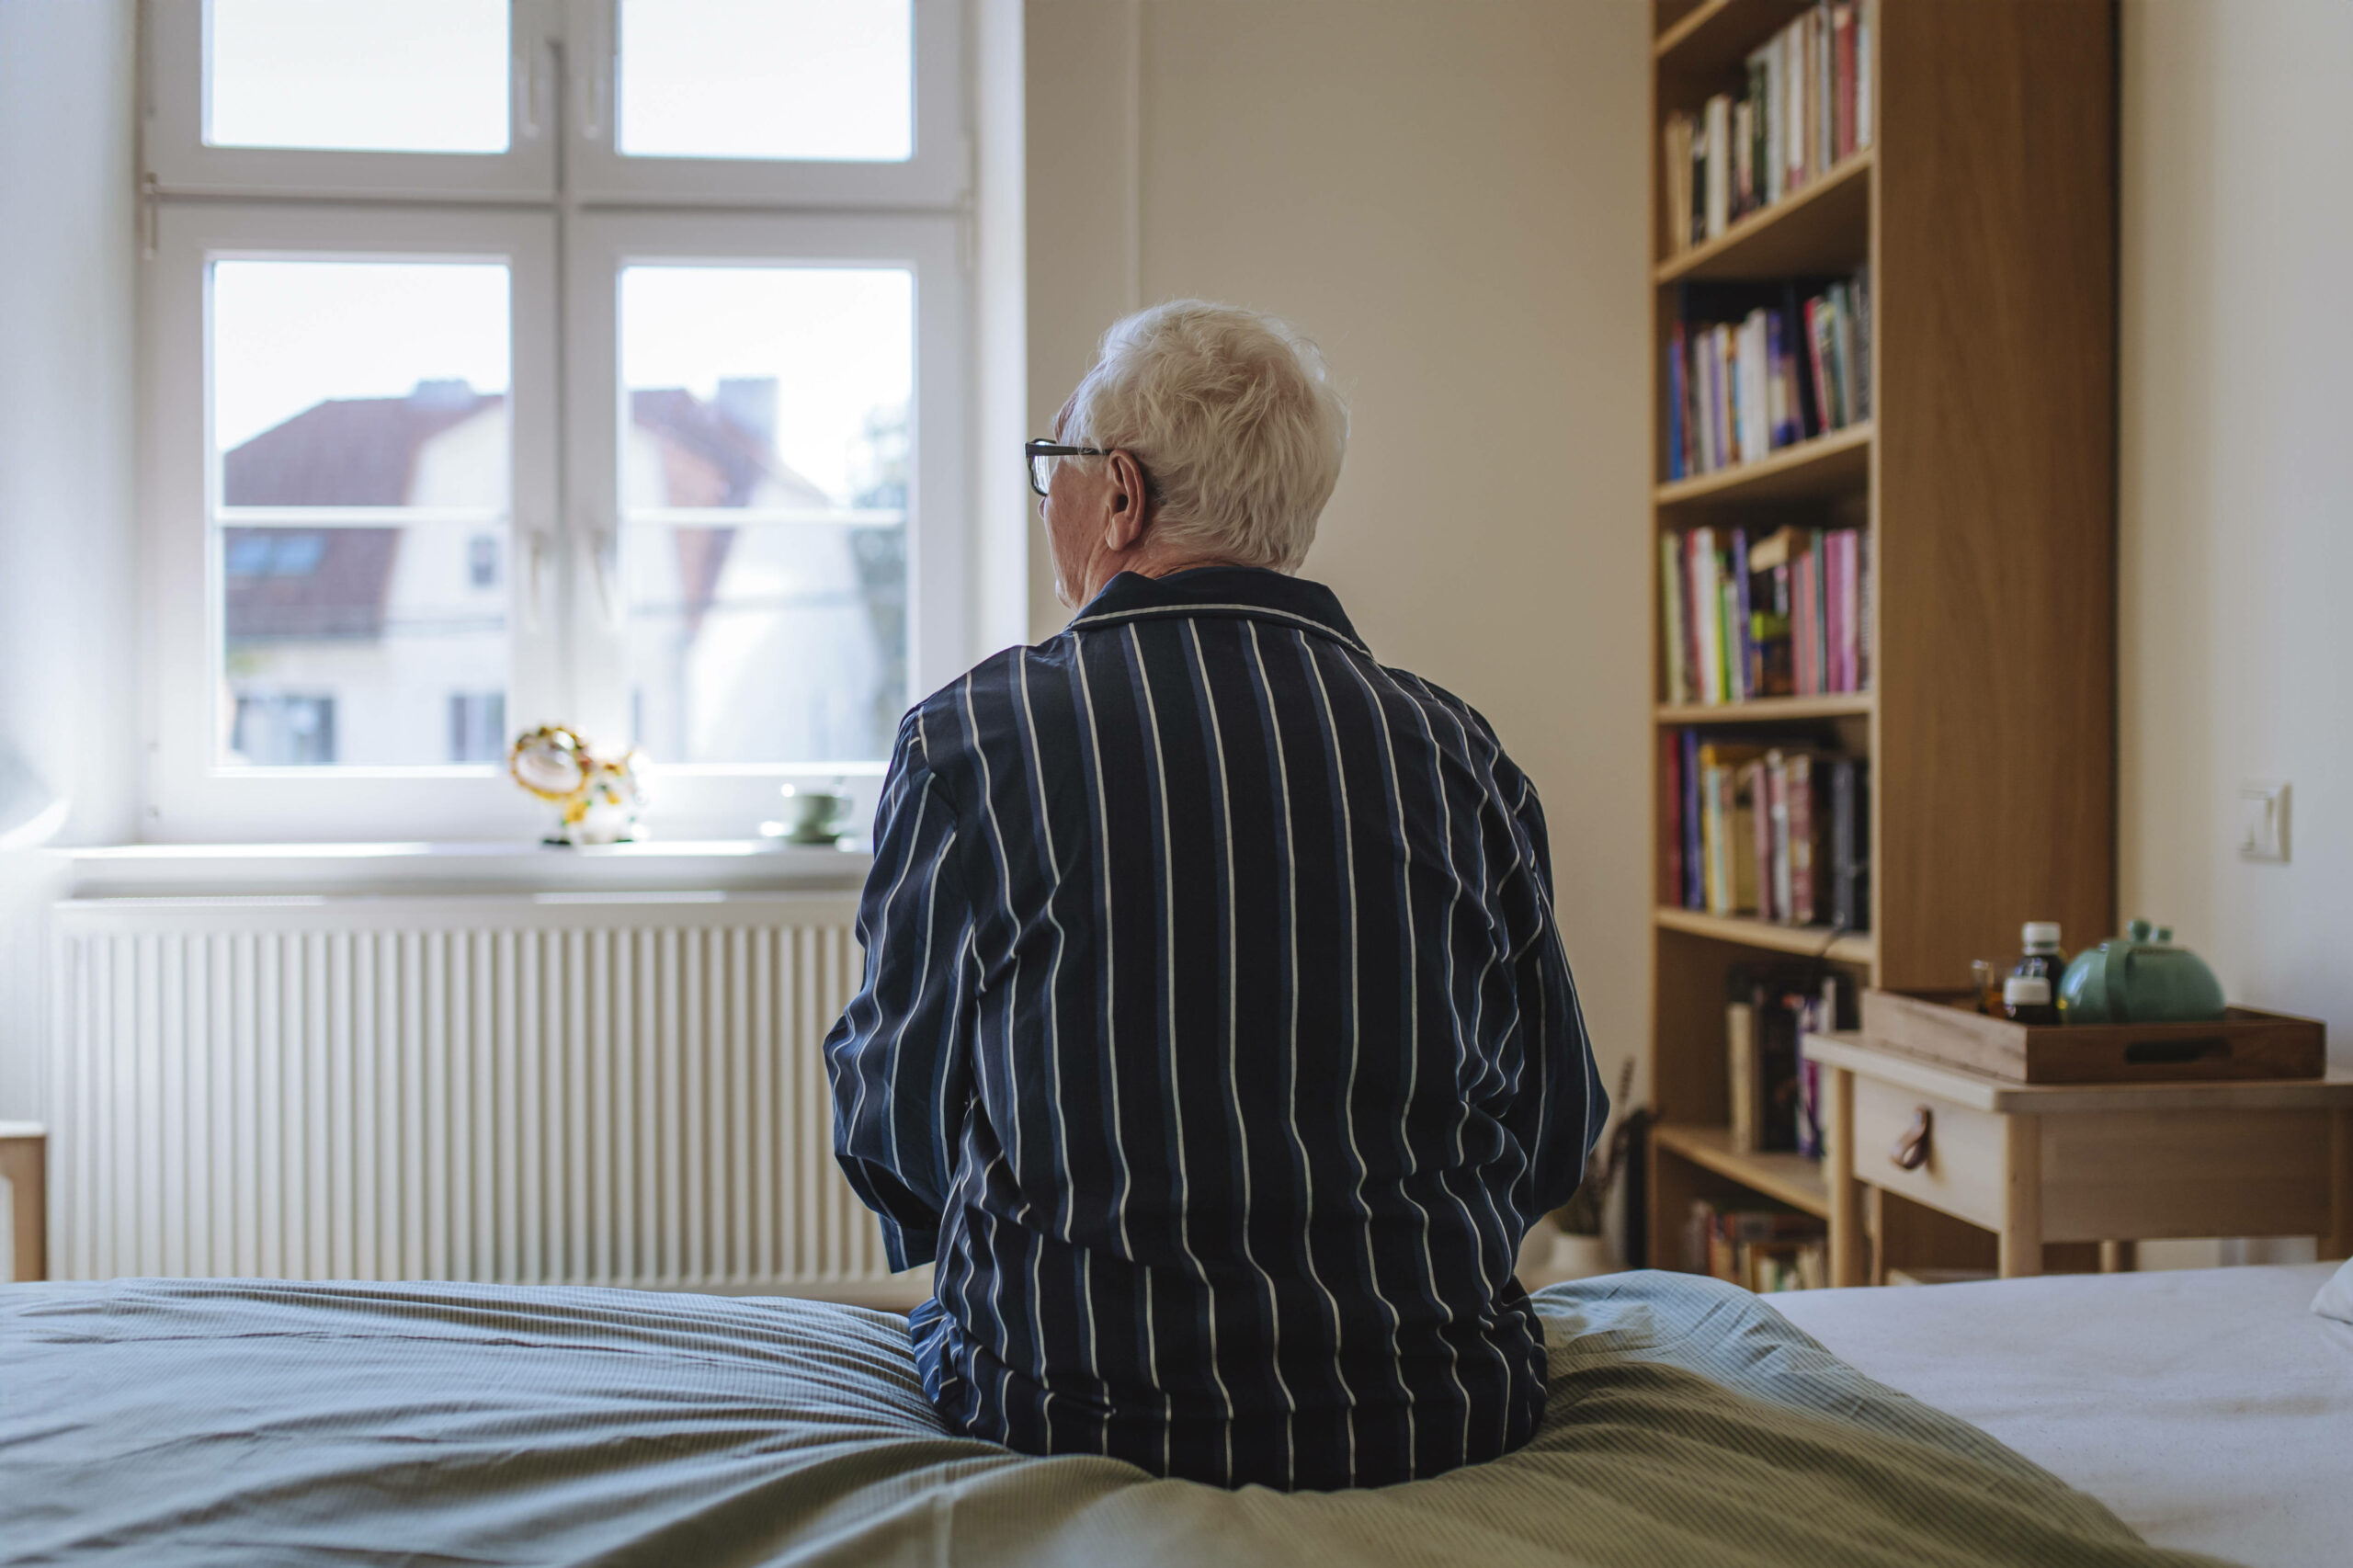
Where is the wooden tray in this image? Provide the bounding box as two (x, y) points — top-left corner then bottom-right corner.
(1859, 988), (2326, 1085)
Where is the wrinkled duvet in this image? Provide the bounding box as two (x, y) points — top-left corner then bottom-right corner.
(0, 1270), (2233, 1567)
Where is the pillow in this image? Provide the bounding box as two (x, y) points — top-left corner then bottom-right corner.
(2313, 1256), (2353, 1325)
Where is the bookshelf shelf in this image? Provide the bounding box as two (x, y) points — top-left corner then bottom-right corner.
(1652, 1123), (1831, 1219)
(1654, 421), (1871, 508)
(1656, 906), (1875, 964)
(1654, 151), (1872, 285)
(1643, 0), (2117, 1279)
(1655, 692), (1872, 724)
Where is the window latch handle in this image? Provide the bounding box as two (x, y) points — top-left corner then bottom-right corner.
(524, 528), (553, 631)
(517, 39), (551, 140)
(574, 17), (610, 142)
(589, 528), (622, 629)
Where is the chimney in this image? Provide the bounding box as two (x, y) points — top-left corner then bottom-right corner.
(714, 377), (779, 449)
(408, 378), (476, 410)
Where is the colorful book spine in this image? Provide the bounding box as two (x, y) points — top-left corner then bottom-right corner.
(1661, 3), (1875, 256)
(1660, 532), (1690, 704)
(1681, 728), (1703, 908)
(1665, 267), (1870, 481)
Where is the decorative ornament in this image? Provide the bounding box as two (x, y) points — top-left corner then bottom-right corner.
(508, 725), (648, 846)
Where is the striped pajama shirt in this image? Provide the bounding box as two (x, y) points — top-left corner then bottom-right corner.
(824, 565), (1606, 1491)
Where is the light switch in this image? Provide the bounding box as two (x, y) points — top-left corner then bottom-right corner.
(2238, 781), (2290, 863)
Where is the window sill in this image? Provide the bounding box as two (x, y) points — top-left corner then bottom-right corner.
(63, 839), (872, 899)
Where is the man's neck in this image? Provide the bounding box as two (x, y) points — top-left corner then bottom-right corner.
(1082, 552), (1257, 605)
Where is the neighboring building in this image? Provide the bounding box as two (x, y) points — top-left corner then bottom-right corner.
(220, 378), (906, 768)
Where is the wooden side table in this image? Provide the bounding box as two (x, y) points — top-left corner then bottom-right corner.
(0, 1122), (44, 1283)
(1803, 1034), (2353, 1285)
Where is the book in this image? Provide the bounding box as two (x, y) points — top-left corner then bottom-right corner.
(1681, 728), (1703, 908)
(1830, 756), (1870, 932)
(1765, 751), (1793, 923)
(1661, 728), (1682, 908)
(1744, 758), (1774, 923)
(1824, 529), (1848, 694)
(1693, 528), (1729, 704)
(1659, 525), (1870, 707)
(1696, 740), (1767, 914)
(1663, 112), (1695, 260)
(1726, 998), (1758, 1153)
(1685, 1195), (1827, 1290)
(1664, 733), (1845, 928)
(1729, 961), (1856, 1158)
(1659, 531), (1689, 702)
(1703, 93), (1731, 239)
(1666, 269), (1870, 482)
(1729, 526), (1754, 699)
(1659, 3), (1876, 255)
(1784, 751), (1821, 925)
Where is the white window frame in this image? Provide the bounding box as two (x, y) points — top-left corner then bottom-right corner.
(144, 0), (563, 201)
(564, 0), (968, 209)
(563, 211), (965, 835)
(137, 0), (983, 845)
(144, 201), (565, 843)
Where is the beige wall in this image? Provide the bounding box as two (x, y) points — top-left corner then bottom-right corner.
(1025, 1), (1654, 1099)
(2120, 0), (2353, 1077)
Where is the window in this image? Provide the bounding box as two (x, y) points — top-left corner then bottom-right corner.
(232, 695), (337, 767)
(448, 692), (507, 763)
(206, 0), (514, 155)
(142, 1), (972, 842)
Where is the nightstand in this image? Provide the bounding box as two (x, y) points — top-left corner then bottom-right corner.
(0, 1122), (43, 1283)
(1802, 1033), (2353, 1285)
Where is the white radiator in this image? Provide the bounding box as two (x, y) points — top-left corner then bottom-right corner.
(47, 893), (916, 1301)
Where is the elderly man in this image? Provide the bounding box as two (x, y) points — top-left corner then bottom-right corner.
(824, 301), (1605, 1492)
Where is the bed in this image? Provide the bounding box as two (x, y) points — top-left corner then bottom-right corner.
(1, 1266), (2318, 1568)
(1777, 1262), (2351, 1568)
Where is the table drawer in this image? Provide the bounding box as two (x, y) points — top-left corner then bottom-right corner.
(1850, 1074), (2008, 1230)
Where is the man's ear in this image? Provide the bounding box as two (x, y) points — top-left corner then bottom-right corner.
(1103, 449), (1151, 551)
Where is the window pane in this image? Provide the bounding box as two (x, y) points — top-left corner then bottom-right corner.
(212, 260), (512, 769)
(207, 0), (510, 154)
(213, 261), (511, 508)
(618, 0), (912, 163)
(620, 266), (911, 765)
(221, 524), (510, 767)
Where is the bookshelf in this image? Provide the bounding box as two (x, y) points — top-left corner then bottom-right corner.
(1644, 0), (2117, 1275)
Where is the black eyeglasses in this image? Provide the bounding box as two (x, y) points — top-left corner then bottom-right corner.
(1024, 438), (1108, 497)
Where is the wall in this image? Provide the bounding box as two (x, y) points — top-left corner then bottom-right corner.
(1025, 2), (1654, 1105)
(0, 0), (141, 1130)
(2121, 0), (2352, 1266)
(2120, 0), (2353, 1073)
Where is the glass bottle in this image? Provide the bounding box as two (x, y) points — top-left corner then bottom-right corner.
(2004, 922), (2064, 1025)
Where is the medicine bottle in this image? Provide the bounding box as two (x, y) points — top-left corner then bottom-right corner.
(2004, 922), (2064, 1025)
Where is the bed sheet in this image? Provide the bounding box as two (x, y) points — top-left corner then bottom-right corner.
(1776, 1263), (2350, 1568)
(0, 1269), (2227, 1568)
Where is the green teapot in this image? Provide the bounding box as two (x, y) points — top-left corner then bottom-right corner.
(2059, 920), (2227, 1025)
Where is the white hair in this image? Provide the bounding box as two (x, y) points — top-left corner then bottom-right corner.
(1063, 300), (1348, 572)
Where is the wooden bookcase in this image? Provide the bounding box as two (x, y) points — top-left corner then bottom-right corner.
(1643, 0), (2117, 1270)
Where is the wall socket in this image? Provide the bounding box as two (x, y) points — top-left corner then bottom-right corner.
(2238, 781), (2290, 863)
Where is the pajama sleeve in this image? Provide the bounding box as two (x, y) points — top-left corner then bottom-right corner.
(823, 714), (976, 1270)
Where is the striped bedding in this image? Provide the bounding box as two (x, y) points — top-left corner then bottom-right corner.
(0, 1269), (2231, 1567)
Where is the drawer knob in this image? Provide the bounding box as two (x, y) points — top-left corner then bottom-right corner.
(1891, 1108), (1933, 1171)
